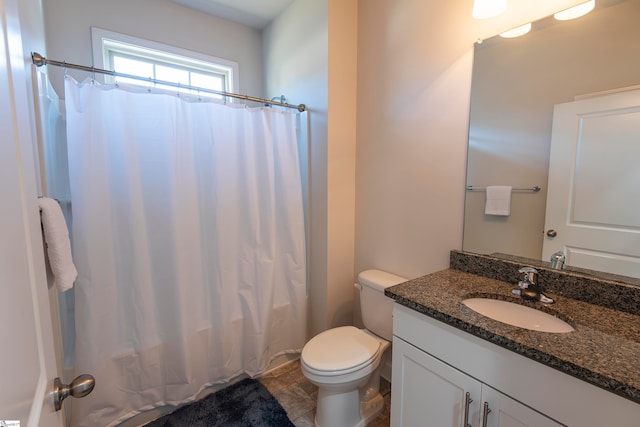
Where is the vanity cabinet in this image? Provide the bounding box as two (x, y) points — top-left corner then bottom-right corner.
(390, 304), (640, 427)
(392, 337), (562, 426)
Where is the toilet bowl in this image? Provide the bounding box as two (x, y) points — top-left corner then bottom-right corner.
(301, 269), (407, 427)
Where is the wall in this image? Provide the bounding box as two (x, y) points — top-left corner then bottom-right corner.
(17, 0), (47, 183)
(464, 0), (640, 260)
(354, 0), (588, 281)
(264, 0), (358, 336)
(41, 0), (264, 100)
(18, 0), (46, 57)
(355, 1), (476, 280)
(326, 0), (358, 330)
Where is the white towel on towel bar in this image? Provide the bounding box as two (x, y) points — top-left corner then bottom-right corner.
(485, 186), (512, 216)
(39, 197), (77, 292)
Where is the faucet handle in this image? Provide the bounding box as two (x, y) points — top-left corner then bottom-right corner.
(518, 267), (538, 284)
(515, 267), (554, 303)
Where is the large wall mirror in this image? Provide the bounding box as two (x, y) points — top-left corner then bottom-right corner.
(463, 0), (640, 278)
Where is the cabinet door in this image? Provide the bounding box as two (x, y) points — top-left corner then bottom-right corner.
(481, 386), (564, 427)
(391, 337), (482, 427)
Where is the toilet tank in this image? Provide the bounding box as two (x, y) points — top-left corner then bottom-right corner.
(357, 269), (407, 341)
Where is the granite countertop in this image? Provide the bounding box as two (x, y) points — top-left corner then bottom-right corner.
(385, 256), (640, 405)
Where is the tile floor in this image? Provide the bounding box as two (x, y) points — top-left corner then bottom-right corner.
(258, 359), (391, 427)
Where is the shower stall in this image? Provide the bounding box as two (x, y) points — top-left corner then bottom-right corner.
(35, 63), (309, 426)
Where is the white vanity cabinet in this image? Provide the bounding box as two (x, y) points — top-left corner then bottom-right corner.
(390, 304), (640, 427)
(392, 337), (562, 427)
(392, 336), (482, 426)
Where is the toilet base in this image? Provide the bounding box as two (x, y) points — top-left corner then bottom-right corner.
(313, 390), (385, 427)
(360, 392), (385, 425)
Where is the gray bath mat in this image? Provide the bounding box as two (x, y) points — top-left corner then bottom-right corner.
(145, 378), (294, 427)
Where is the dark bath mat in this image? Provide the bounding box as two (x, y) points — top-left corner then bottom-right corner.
(145, 378), (294, 427)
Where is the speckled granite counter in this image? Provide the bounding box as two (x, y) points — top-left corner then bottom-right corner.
(385, 251), (640, 405)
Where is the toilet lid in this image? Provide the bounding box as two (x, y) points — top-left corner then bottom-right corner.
(301, 326), (382, 372)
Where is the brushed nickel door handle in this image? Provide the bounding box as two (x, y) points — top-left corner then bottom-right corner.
(53, 374), (95, 411)
(463, 392), (473, 427)
(482, 401), (492, 427)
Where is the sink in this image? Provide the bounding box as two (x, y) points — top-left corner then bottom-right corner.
(462, 298), (574, 333)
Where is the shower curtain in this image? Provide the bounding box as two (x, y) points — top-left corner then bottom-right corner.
(64, 77), (308, 427)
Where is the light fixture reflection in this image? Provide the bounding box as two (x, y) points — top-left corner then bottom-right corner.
(554, 0), (595, 20)
(499, 22), (532, 38)
(472, 0), (507, 19)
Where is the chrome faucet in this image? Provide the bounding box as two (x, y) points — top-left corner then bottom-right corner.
(512, 267), (554, 303)
(550, 251), (565, 270)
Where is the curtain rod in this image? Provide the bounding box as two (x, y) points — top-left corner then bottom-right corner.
(31, 52), (306, 112)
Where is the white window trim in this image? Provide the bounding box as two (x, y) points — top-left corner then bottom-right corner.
(90, 27), (239, 94)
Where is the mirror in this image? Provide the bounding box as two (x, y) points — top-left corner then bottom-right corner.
(463, 0), (640, 277)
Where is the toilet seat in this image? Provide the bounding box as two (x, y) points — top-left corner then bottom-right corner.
(301, 326), (383, 376)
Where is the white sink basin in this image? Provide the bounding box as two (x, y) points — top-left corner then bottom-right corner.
(462, 298), (574, 333)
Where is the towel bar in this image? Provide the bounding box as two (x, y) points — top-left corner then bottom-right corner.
(466, 185), (541, 192)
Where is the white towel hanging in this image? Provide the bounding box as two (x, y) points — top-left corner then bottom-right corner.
(39, 197), (77, 292)
(485, 186), (512, 216)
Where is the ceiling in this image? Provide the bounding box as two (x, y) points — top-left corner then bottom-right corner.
(169, 0), (296, 29)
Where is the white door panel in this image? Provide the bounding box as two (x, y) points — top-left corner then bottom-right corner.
(0, 0), (63, 425)
(543, 89), (640, 278)
(565, 247), (640, 279)
(572, 109), (640, 227)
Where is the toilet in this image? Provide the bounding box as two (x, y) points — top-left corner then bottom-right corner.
(301, 269), (407, 427)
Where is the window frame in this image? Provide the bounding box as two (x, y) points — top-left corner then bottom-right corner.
(90, 27), (239, 95)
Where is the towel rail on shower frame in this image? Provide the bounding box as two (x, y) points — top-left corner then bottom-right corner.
(466, 185), (541, 192)
(30, 52), (306, 112)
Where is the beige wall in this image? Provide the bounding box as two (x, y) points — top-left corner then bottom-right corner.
(355, 1), (476, 280)
(354, 0), (588, 281)
(464, 0), (640, 260)
(326, 0), (358, 329)
(41, 0), (264, 100)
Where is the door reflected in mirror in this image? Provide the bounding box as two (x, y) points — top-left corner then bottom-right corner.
(463, 0), (640, 278)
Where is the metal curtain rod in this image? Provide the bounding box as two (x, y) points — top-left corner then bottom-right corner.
(466, 185), (541, 192)
(31, 52), (306, 112)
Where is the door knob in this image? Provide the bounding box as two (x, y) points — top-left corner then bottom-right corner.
(546, 229), (557, 238)
(53, 374), (95, 411)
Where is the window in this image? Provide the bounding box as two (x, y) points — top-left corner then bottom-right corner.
(91, 28), (239, 99)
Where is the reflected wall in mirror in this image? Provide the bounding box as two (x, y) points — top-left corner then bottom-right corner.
(463, 0), (640, 277)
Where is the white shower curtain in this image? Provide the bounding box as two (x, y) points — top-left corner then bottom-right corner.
(64, 77), (307, 427)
